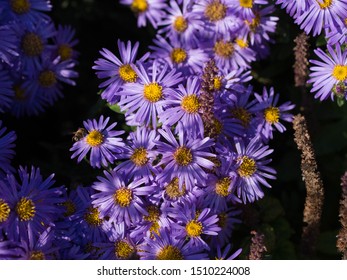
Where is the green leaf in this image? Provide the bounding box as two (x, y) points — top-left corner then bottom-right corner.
(108, 103), (124, 114)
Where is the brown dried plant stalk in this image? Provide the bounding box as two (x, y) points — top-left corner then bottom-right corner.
(293, 32), (310, 88)
(293, 114), (324, 258)
(248, 230), (267, 260)
(337, 172), (347, 259)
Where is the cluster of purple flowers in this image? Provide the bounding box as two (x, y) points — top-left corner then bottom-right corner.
(276, 0), (347, 102)
(0, 0), (78, 117)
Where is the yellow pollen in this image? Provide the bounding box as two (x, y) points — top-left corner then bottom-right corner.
(332, 65), (347, 81)
(84, 207), (103, 226)
(174, 146), (193, 166)
(213, 76), (223, 90)
(317, 0), (333, 9)
(235, 38), (248, 48)
(231, 107), (251, 127)
(30, 251), (45, 260)
(345, 18), (347, 26)
(156, 245), (183, 260)
(86, 130), (104, 147)
(143, 82), (163, 103)
(214, 40), (234, 58)
(170, 48), (187, 64)
(143, 205), (160, 222)
(119, 64), (137, 83)
(10, 0), (31, 14)
(131, 0), (148, 13)
(15, 197), (36, 221)
(215, 177), (232, 197)
(149, 221), (160, 237)
(186, 220), (203, 237)
(217, 212), (227, 228)
(173, 16), (188, 33)
(13, 84), (26, 100)
(115, 240), (134, 259)
(237, 156), (257, 177)
(21, 32), (43, 57)
(114, 188), (133, 207)
(0, 199), (11, 222)
(165, 178), (186, 199)
(264, 106), (280, 124)
(38, 70), (57, 88)
(58, 44), (73, 61)
(181, 94), (200, 113)
(213, 117), (223, 135)
(240, 0), (253, 8)
(246, 13), (260, 31)
(63, 200), (76, 217)
(204, 0), (227, 22)
(130, 147), (148, 166)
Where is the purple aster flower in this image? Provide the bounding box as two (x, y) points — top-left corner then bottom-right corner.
(117, 61), (182, 128)
(159, 76), (204, 137)
(91, 170), (153, 226)
(254, 87), (295, 141)
(70, 115), (125, 168)
(115, 126), (160, 182)
(214, 243), (242, 260)
(0, 25), (18, 65)
(276, 0), (308, 18)
(326, 24), (347, 45)
(0, 121), (16, 175)
(155, 126), (215, 190)
(0, 66), (14, 113)
(0, 166), (66, 242)
(0, 240), (27, 260)
(138, 226), (209, 259)
(308, 44), (347, 101)
(120, 0), (167, 28)
(52, 24), (79, 63)
(169, 202), (221, 249)
(92, 40), (149, 104)
(230, 0), (268, 21)
(233, 136), (276, 203)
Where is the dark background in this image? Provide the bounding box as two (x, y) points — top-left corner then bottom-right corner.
(3, 0), (347, 259)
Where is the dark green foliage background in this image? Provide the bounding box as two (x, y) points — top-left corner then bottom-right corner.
(3, 0), (347, 259)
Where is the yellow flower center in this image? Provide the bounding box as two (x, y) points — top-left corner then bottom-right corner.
(170, 48), (187, 64)
(15, 197), (36, 221)
(10, 0), (31, 14)
(204, 0), (227, 22)
(13, 84), (26, 100)
(143, 82), (163, 103)
(63, 200), (76, 217)
(215, 177), (231, 197)
(38, 70), (57, 88)
(240, 0), (253, 8)
(156, 245), (183, 260)
(58, 44), (73, 61)
(245, 13), (261, 32)
(84, 207), (103, 226)
(186, 220), (203, 237)
(237, 156), (257, 177)
(21, 32), (43, 56)
(0, 199), (11, 223)
(317, 0), (333, 9)
(30, 251), (45, 260)
(231, 107), (252, 127)
(149, 221), (160, 237)
(174, 146), (193, 166)
(85, 130), (104, 147)
(114, 188), (133, 207)
(332, 65), (347, 81)
(143, 205), (160, 222)
(181, 94), (200, 113)
(119, 64), (137, 83)
(213, 76), (223, 90)
(214, 40), (234, 58)
(173, 16), (188, 33)
(131, 0), (148, 13)
(235, 38), (248, 48)
(130, 147), (148, 166)
(165, 178), (186, 199)
(264, 106), (280, 124)
(114, 240), (134, 259)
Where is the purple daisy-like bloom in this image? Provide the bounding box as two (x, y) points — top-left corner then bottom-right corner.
(70, 115), (125, 168)
(276, 0), (308, 18)
(92, 40), (149, 104)
(138, 226), (209, 259)
(52, 24), (79, 63)
(117, 61), (182, 128)
(0, 66), (14, 113)
(230, 0), (268, 21)
(169, 202), (221, 249)
(233, 136), (276, 203)
(0, 166), (66, 242)
(91, 170), (153, 226)
(295, 0), (347, 36)
(308, 44), (347, 101)
(159, 76), (204, 137)
(0, 121), (16, 175)
(115, 126), (160, 182)
(254, 87), (295, 141)
(0, 25), (18, 65)
(0, 240), (27, 260)
(120, 0), (167, 28)
(155, 126), (215, 190)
